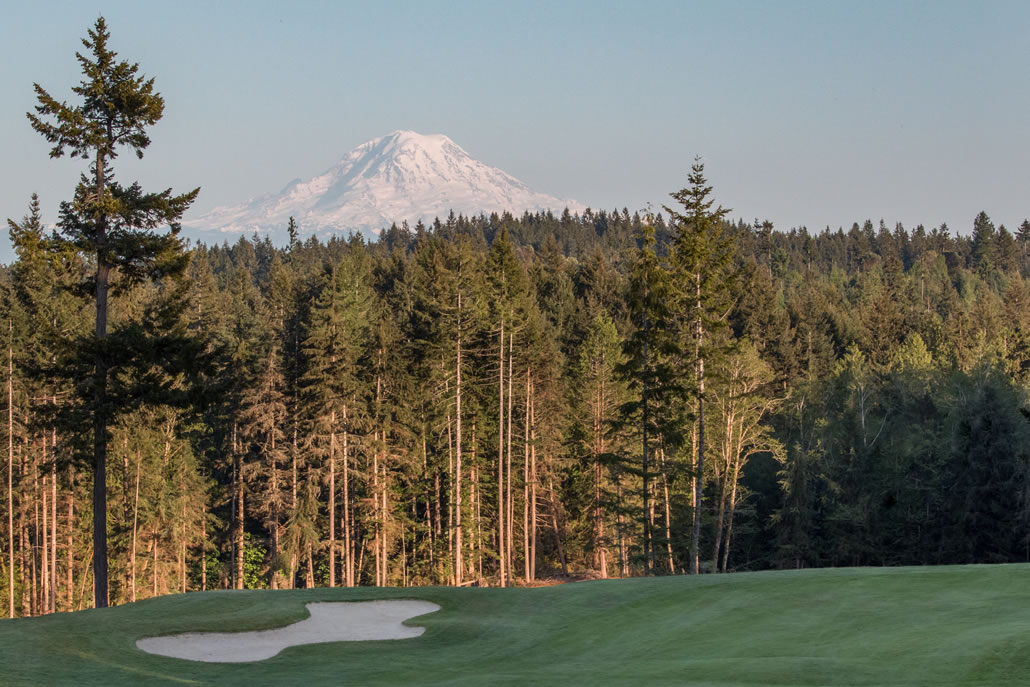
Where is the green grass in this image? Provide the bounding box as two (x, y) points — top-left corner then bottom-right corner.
(3, 565), (1030, 686)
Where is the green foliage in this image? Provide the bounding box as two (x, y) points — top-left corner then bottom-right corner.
(242, 533), (269, 590)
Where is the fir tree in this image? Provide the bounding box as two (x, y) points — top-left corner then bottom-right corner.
(22, 17), (198, 607)
(666, 158), (735, 574)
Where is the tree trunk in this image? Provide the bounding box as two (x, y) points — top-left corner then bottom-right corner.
(270, 431), (279, 591)
(234, 422), (244, 590)
(548, 478), (568, 576)
(92, 149), (111, 606)
(66, 472), (74, 610)
(455, 317), (463, 585)
(506, 332), (514, 581)
(329, 409), (336, 588)
(616, 477), (627, 577)
(290, 425), (298, 589)
(7, 332), (14, 618)
(446, 386), (454, 585)
(642, 313), (653, 574)
(497, 324), (506, 587)
(343, 405), (352, 587)
(523, 369), (530, 582)
(374, 434), (381, 586)
(659, 447), (675, 574)
(594, 377), (608, 578)
(200, 502), (206, 591)
(380, 464), (388, 586)
(130, 449), (141, 602)
(529, 394), (537, 582)
(40, 448), (49, 614)
(721, 449), (745, 573)
(692, 379), (705, 574)
(49, 438), (57, 613)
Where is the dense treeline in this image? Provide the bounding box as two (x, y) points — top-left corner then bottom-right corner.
(5, 178), (1030, 615)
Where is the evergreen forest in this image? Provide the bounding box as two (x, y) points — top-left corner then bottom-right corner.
(6, 17), (1030, 618)
(7, 190), (1030, 615)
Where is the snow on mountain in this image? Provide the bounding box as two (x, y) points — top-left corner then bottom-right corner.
(187, 131), (582, 238)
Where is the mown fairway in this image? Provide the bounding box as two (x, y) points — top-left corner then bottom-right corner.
(3, 565), (1030, 686)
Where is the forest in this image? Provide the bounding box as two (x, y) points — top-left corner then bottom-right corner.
(5, 17), (1030, 618)
(6, 185), (1030, 616)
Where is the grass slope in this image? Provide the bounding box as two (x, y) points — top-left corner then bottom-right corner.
(2, 565), (1029, 686)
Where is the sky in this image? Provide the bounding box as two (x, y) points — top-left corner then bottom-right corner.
(1, 0), (1028, 261)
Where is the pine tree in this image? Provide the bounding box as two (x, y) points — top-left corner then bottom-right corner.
(666, 158), (735, 574)
(300, 249), (373, 587)
(618, 222), (680, 573)
(23, 17), (198, 607)
(575, 313), (625, 577)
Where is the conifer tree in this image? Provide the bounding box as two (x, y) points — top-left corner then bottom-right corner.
(22, 17), (198, 607)
(575, 313), (625, 577)
(618, 222), (679, 573)
(666, 158), (735, 574)
(485, 228), (535, 583)
(300, 250), (373, 587)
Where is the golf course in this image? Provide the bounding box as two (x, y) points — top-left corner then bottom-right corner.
(2, 564), (1029, 686)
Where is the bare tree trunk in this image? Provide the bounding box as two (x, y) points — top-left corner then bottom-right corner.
(92, 149), (112, 610)
(234, 422), (244, 590)
(380, 464), (388, 586)
(594, 378), (608, 578)
(401, 517), (407, 587)
(455, 320), (463, 586)
(690, 274), (705, 575)
(49, 441), (56, 612)
(179, 539), (186, 594)
(506, 333), (514, 581)
(529, 393), (537, 582)
(616, 477), (627, 577)
(329, 409), (336, 588)
(290, 426), (298, 589)
(497, 324), (506, 587)
(548, 478), (568, 576)
(270, 430), (279, 591)
(200, 502), (206, 591)
(374, 433), (381, 586)
(523, 369), (530, 582)
(446, 385), (454, 585)
(343, 405), (352, 587)
(130, 449), (141, 602)
(77, 544), (91, 611)
(659, 447), (675, 574)
(356, 533), (365, 585)
(473, 422), (483, 582)
(41, 439), (49, 613)
(6, 331), (13, 618)
(19, 488), (29, 614)
(721, 454), (744, 573)
(641, 313), (653, 575)
(66, 473), (74, 610)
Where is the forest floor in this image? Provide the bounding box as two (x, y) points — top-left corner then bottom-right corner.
(2, 564), (1029, 685)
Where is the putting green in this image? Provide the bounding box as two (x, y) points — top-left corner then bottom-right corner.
(2, 565), (1030, 685)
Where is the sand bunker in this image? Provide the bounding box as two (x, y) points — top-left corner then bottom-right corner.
(136, 600), (440, 663)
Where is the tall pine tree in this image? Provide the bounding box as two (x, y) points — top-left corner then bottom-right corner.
(24, 17), (198, 606)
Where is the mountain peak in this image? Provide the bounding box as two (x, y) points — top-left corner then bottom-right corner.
(189, 131), (580, 238)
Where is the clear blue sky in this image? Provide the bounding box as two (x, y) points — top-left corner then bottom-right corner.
(2, 0), (1028, 261)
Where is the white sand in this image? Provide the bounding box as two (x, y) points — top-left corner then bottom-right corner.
(136, 600), (441, 663)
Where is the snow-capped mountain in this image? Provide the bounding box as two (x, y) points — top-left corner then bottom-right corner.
(187, 130), (582, 238)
